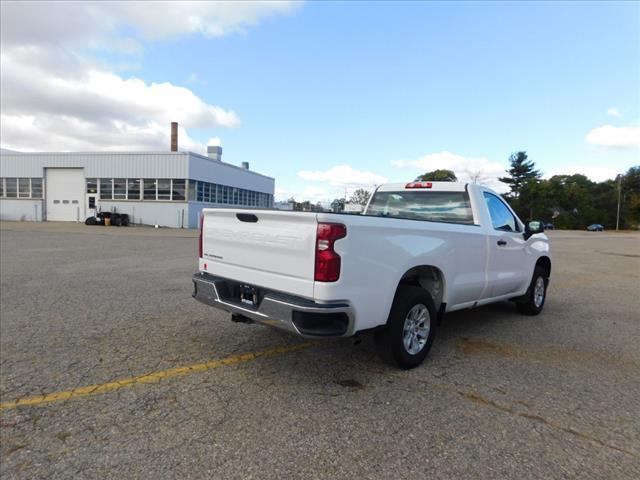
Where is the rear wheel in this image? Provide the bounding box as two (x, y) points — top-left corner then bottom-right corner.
(375, 286), (437, 369)
(516, 266), (548, 315)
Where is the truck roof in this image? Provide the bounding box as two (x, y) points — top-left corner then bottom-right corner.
(377, 182), (469, 192)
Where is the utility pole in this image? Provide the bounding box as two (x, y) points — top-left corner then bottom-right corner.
(616, 174), (622, 231)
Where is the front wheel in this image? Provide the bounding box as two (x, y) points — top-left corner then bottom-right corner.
(375, 286), (437, 369)
(516, 266), (548, 315)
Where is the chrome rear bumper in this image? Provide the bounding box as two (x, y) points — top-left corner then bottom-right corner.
(192, 272), (354, 337)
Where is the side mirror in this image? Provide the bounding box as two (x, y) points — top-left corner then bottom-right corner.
(524, 220), (544, 239)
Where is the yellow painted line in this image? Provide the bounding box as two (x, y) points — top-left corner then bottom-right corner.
(0, 342), (313, 410)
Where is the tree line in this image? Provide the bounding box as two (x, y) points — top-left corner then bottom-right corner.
(286, 153), (639, 228)
(417, 153), (640, 229)
(499, 152), (639, 229)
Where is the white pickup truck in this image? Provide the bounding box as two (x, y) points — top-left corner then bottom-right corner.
(192, 182), (551, 368)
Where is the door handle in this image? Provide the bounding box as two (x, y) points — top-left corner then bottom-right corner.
(497, 240), (507, 246)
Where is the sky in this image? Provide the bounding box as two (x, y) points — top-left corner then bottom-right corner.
(1, 1), (639, 202)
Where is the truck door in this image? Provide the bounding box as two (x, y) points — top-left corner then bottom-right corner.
(482, 191), (529, 298)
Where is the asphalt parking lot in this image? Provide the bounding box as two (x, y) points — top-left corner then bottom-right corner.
(1, 221), (639, 479)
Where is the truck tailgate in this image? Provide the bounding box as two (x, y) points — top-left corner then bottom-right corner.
(200, 209), (317, 298)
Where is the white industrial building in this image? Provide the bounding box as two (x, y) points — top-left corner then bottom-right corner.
(0, 145), (274, 228)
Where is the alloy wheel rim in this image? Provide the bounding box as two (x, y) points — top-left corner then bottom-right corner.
(402, 304), (430, 355)
(534, 277), (545, 308)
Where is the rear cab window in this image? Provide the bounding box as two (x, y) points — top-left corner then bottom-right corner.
(366, 190), (475, 224)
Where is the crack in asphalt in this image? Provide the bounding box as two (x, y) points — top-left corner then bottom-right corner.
(353, 359), (640, 460)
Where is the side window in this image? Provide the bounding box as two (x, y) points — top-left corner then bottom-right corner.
(483, 192), (519, 232)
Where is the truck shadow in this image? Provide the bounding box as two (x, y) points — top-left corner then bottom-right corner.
(435, 301), (522, 343)
(252, 300), (527, 377)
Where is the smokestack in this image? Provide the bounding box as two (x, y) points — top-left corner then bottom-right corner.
(241, 162), (249, 170)
(207, 145), (222, 161)
(170, 122), (178, 152)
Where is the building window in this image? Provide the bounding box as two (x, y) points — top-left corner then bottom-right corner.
(0, 178), (44, 199)
(157, 179), (171, 200)
(197, 182), (204, 202)
(18, 178), (30, 198)
(212, 183), (218, 202)
(113, 178), (127, 199)
(100, 178), (113, 200)
(128, 179), (140, 200)
(31, 178), (43, 198)
(172, 179), (185, 201)
(188, 180), (196, 201)
(5, 178), (17, 198)
(221, 185), (228, 204)
(87, 178), (98, 194)
(143, 179), (157, 200)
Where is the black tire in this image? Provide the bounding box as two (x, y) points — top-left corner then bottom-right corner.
(516, 266), (548, 315)
(374, 285), (438, 369)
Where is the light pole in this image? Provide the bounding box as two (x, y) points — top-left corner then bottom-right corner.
(616, 174), (622, 231)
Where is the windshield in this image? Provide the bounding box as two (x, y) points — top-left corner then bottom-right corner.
(366, 191), (474, 224)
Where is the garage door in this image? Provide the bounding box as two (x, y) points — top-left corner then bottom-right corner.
(46, 169), (85, 221)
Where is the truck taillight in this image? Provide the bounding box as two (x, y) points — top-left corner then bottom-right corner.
(198, 214), (204, 258)
(315, 223), (346, 282)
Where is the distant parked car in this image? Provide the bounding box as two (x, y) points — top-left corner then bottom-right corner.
(587, 224), (604, 231)
(543, 222), (554, 230)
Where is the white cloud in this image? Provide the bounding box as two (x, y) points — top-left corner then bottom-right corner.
(545, 166), (619, 183)
(298, 165), (388, 187)
(585, 125), (640, 148)
(0, 1), (300, 47)
(274, 185), (331, 203)
(0, 52), (239, 152)
(292, 165), (386, 203)
(302, 186), (329, 202)
(392, 151), (508, 192)
(606, 107), (621, 118)
(0, 1), (297, 152)
(114, 2), (300, 40)
(1, 115), (207, 153)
